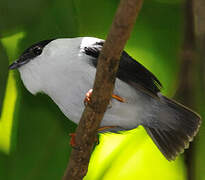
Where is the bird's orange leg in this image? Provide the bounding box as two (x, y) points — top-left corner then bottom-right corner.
(84, 88), (125, 105)
(69, 133), (77, 147)
(84, 89), (93, 105)
(111, 94), (125, 103)
(97, 126), (118, 132)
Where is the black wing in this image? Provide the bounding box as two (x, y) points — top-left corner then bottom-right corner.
(83, 41), (162, 96)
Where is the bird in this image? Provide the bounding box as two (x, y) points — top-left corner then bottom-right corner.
(9, 37), (201, 161)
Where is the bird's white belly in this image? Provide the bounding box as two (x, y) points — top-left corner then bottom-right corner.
(44, 59), (150, 130)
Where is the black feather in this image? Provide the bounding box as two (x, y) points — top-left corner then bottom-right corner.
(21, 39), (54, 56)
(144, 95), (201, 160)
(83, 41), (162, 96)
(83, 40), (201, 160)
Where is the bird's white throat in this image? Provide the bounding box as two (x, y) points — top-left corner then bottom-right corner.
(18, 37), (100, 121)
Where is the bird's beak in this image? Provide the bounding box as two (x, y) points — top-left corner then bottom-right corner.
(9, 59), (29, 70)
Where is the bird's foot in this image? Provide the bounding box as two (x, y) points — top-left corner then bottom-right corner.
(98, 126), (118, 132)
(69, 132), (99, 148)
(111, 94), (125, 103)
(84, 89), (125, 106)
(69, 133), (83, 150)
(84, 89), (93, 105)
(69, 133), (77, 147)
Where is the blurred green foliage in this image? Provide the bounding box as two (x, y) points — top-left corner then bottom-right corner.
(0, 0), (203, 179)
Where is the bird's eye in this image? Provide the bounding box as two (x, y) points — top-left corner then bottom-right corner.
(33, 46), (42, 55)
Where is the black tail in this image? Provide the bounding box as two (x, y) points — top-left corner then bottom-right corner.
(144, 95), (201, 161)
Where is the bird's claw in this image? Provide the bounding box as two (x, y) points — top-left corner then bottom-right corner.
(84, 88), (125, 107)
(69, 133), (99, 149)
(69, 133), (81, 150)
(84, 89), (93, 106)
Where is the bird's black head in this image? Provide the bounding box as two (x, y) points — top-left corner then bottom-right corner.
(9, 39), (54, 70)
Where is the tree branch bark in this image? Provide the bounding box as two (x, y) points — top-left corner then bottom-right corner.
(62, 0), (143, 179)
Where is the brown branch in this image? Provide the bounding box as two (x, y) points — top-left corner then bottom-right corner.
(62, 0), (143, 179)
